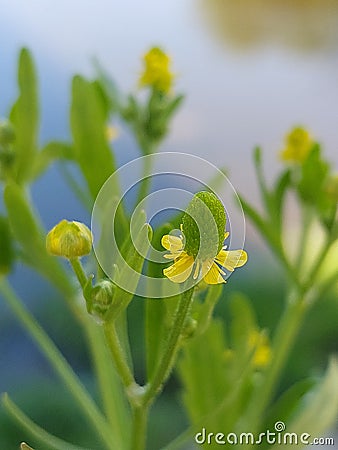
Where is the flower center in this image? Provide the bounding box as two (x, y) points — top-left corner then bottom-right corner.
(182, 191), (226, 260)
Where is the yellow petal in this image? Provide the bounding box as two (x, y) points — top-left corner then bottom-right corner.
(163, 251), (182, 260)
(203, 262), (226, 285)
(216, 249), (248, 271)
(163, 253), (194, 283)
(161, 234), (183, 252)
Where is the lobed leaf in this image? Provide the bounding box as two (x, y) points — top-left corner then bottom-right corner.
(70, 76), (116, 199)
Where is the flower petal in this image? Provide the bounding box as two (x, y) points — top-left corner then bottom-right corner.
(163, 253), (194, 283)
(216, 249), (248, 272)
(161, 234), (183, 252)
(203, 262), (227, 285)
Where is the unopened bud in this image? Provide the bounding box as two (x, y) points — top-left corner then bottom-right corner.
(46, 220), (92, 259)
(90, 280), (115, 317)
(182, 316), (198, 339)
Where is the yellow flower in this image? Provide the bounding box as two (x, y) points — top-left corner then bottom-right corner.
(162, 231), (247, 284)
(280, 126), (314, 163)
(139, 47), (174, 94)
(105, 124), (119, 142)
(46, 220), (93, 259)
(161, 191), (247, 285)
(248, 330), (271, 368)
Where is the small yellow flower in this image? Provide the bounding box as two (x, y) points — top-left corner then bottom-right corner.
(280, 126), (314, 163)
(139, 47), (174, 94)
(161, 192), (247, 285)
(46, 220), (93, 259)
(105, 125), (119, 142)
(248, 330), (271, 368)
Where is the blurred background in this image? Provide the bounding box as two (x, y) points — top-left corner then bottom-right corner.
(1, 0), (338, 448)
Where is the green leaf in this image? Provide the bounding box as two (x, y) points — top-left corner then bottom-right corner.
(239, 194), (281, 250)
(163, 94), (184, 120)
(3, 394), (89, 450)
(93, 59), (122, 114)
(10, 48), (39, 183)
(229, 292), (257, 359)
(32, 141), (74, 178)
(298, 144), (329, 207)
(272, 169), (291, 228)
(4, 183), (72, 296)
(264, 378), (316, 441)
(70, 75), (116, 199)
(270, 358), (338, 450)
(179, 320), (229, 426)
(0, 280), (116, 450)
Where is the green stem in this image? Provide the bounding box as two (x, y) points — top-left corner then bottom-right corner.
(136, 152), (153, 207)
(302, 233), (335, 294)
(0, 279), (115, 450)
(143, 287), (195, 406)
(245, 294), (308, 433)
(130, 406), (149, 450)
(69, 257), (88, 288)
(295, 205), (312, 276)
(103, 322), (135, 389)
(84, 323), (130, 446)
(2, 394), (89, 450)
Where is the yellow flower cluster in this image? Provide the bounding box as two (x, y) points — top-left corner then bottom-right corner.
(139, 47), (174, 94)
(280, 127), (314, 163)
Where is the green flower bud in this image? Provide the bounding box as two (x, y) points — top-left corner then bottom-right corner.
(90, 280), (115, 318)
(0, 120), (16, 145)
(46, 220), (93, 259)
(0, 216), (14, 275)
(182, 191), (226, 260)
(182, 316), (198, 339)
